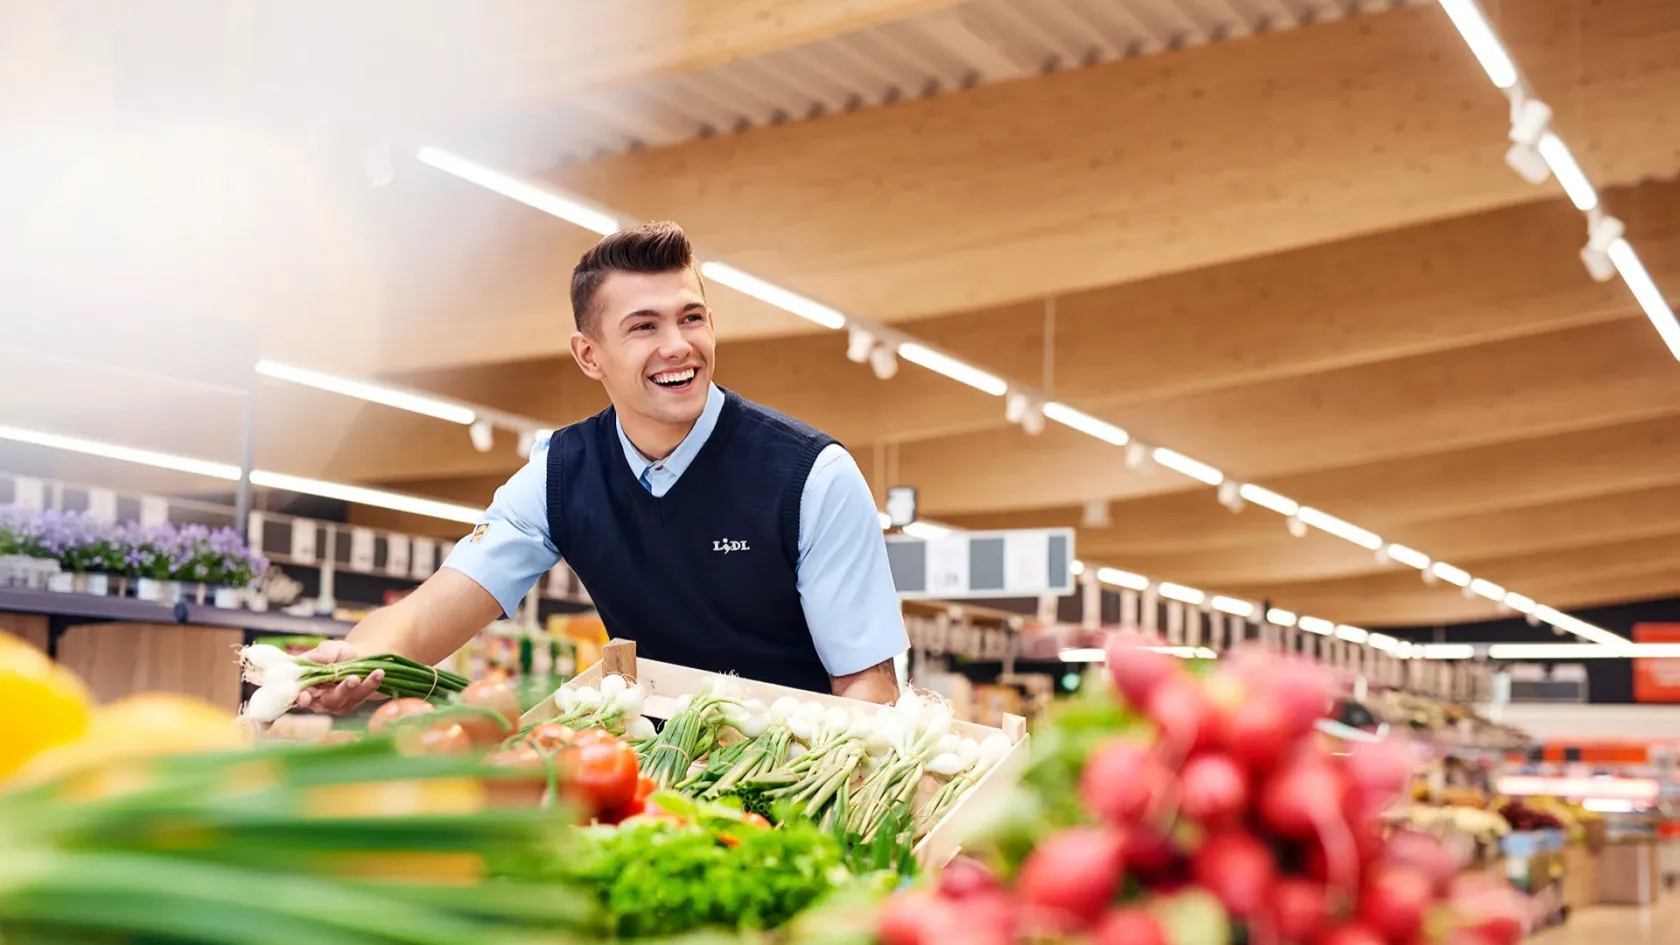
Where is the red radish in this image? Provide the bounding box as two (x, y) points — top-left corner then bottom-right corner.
(1217, 688), (1292, 771)
(1260, 758), (1347, 838)
(1357, 865), (1434, 942)
(1191, 832), (1276, 918)
(1315, 924), (1386, 945)
(1269, 659), (1337, 736)
(1178, 753), (1248, 826)
(878, 892), (960, 945)
(1147, 679), (1217, 764)
(1015, 826), (1128, 925)
(1106, 634), (1183, 708)
(1270, 878), (1330, 943)
(1094, 908), (1169, 945)
(1383, 830), (1462, 893)
(955, 892), (1020, 943)
(1343, 738), (1414, 814)
(938, 857), (1001, 900)
(1081, 738), (1169, 826)
(1128, 823), (1182, 874)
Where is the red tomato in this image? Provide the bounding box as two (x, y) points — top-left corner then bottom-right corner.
(524, 722), (578, 751)
(558, 737), (640, 820)
(633, 775), (658, 804)
(456, 680), (522, 747)
(368, 698), (436, 736)
(717, 833), (742, 848)
(570, 727), (619, 748)
(398, 722), (473, 756)
(741, 813), (772, 829)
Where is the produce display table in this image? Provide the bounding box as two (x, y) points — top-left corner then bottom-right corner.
(527, 639), (1032, 867)
(0, 586), (352, 711)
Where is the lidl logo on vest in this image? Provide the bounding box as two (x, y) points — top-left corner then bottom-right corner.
(712, 538), (750, 554)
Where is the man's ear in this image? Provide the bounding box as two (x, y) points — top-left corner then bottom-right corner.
(569, 331), (605, 380)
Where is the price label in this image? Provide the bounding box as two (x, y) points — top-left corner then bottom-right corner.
(410, 537), (436, 580)
(86, 488), (117, 523)
(924, 536), (969, 596)
(290, 522), (318, 564)
(140, 496), (170, 528)
(1002, 530), (1049, 594)
(13, 477), (44, 511)
(349, 528), (376, 571)
(385, 535), (410, 577)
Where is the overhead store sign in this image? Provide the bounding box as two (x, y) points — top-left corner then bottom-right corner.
(885, 527), (1074, 600)
(1633, 623), (1680, 703)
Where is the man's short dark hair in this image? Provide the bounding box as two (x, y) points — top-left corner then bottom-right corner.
(569, 221), (698, 335)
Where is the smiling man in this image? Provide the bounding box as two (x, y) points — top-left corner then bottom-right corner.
(299, 222), (908, 712)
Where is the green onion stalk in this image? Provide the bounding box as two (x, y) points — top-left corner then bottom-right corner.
(0, 736), (604, 944)
(635, 681), (742, 788)
(543, 673), (651, 738)
(695, 727), (792, 799)
(238, 644), (468, 723)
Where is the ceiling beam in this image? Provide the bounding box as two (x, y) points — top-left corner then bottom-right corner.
(547, 0), (1680, 327)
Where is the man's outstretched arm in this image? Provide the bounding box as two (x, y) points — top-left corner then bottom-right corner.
(298, 444), (560, 714)
(798, 445), (910, 706)
(831, 657), (901, 704)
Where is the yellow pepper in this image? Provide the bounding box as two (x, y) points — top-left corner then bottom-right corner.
(0, 633), (93, 781)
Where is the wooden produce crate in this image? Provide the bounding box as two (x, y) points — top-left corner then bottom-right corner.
(524, 639), (1032, 868)
(1562, 845), (1599, 911)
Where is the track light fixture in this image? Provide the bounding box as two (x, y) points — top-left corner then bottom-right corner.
(1004, 390), (1044, 434)
(868, 344), (898, 380)
(1580, 213), (1624, 283)
(846, 326), (875, 364)
(469, 420), (494, 453)
(1504, 96), (1553, 185)
(1124, 441), (1150, 470)
(1216, 480), (1244, 513)
(1285, 514), (1307, 539)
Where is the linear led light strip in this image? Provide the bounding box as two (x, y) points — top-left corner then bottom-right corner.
(1426, 642), (1680, 660)
(1436, 0), (1680, 361)
(0, 424), (483, 524)
(415, 146), (1621, 650)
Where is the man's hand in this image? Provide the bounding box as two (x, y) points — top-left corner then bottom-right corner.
(294, 640), (384, 715)
(832, 658), (901, 705)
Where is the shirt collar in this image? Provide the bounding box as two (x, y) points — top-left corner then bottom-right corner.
(616, 382), (725, 480)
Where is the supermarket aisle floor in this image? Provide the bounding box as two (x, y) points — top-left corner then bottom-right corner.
(1526, 899), (1678, 944)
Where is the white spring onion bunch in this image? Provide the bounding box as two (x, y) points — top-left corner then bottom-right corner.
(551, 673), (652, 739)
(236, 643), (469, 724)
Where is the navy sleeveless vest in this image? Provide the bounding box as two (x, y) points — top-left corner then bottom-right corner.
(545, 389), (837, 693)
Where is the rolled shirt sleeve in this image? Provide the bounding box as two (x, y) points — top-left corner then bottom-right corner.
(796, 444), (910, 677)
(439, 441), (560, 618)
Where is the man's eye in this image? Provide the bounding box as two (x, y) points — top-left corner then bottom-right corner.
(630, 323), (653, 332)
(683, 313), (704, 323)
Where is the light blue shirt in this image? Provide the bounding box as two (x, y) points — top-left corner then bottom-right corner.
(442, 383), (909, 678)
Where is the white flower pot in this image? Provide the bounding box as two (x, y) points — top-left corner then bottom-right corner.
(213, 586), (242, 609)
(83, 573), (110, 596)
(136, 578), (180, 602)
(46, 572), (75, 593)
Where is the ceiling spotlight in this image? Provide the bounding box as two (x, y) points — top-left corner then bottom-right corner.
(846, 326), (876, 364)
(1580, 213), (1625, 283)
(469, 420), (494, 453)
(1081, 498), (1110, 529)
(868, 344), (898, 380)
(1285, 514), (1307, 538)
(1005, 391), (1045, 435)
(1421, 567), (1437, 585)
(1373, 545), (1391, 565)
(1217, 480), (1244, 512)
(1504, 97), (1553, 185)
(1124, 441), (1150, 470)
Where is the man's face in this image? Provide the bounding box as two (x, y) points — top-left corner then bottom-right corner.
(570, 267), (716, 429)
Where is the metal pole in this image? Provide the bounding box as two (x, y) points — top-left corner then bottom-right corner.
(234, 386), (256, 541)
